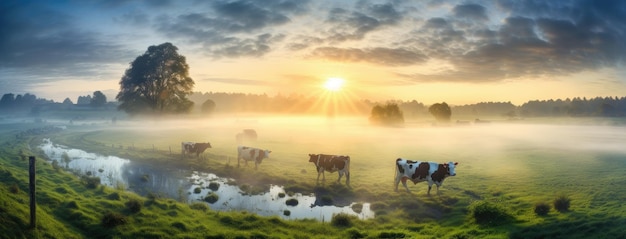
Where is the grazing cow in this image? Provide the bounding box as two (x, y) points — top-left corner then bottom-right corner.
(236, 129), (258, 145)
(308, 154), (350, 186)
(237, 146), (271, 169)
(394, 158), (458, 195)
(181, 142), (212, 158)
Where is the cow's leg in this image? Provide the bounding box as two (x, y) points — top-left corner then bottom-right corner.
(345, 171), (350, 186)
(337, 171), (343, 184)
(402, 180), (410, 193)
(394, 175), (400, 192)
(427, 181), (434, 195)
(316, 172), (322, 185)
(254, 161), (258, 170)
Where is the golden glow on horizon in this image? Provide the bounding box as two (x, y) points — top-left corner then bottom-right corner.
(324, 77), (345, 91)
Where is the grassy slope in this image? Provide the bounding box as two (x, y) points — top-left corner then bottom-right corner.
(2, 117), (626, 238)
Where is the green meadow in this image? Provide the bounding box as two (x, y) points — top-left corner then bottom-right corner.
(1, 115), (626, 238)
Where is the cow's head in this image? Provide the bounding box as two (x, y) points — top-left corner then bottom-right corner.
(447, 161), (458, 176)
(259, 149), (271, 162)
(308, 154), (318, 163)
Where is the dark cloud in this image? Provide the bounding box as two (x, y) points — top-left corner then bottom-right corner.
(0, 0), (130, 81)
(324, 3), (403, 43)
(310, 47), (427, 66)
(394, 1), (626, 83)
(154, 0), (309, 58)
(210, 33), (286, 58)
(453, 4), (488, 21)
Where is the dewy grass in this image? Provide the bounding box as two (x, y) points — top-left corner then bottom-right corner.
(2, 119), (626, 238)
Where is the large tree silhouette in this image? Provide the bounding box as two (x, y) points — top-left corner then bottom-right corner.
(429, 102), (451, 122)
(90, 91), (107, 107)
(116, 43), (194, 115)
(369, 103), (404, 126)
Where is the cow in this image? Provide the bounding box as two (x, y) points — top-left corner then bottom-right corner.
(236, 129), (258, 145)
(308, 154), (350, 186)
(237, 146), (271, 169)
(394, 158), (458, 195)
(181, 142), (212, 158)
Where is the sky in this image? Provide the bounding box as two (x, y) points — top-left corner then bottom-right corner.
(1, 0), (626, 105)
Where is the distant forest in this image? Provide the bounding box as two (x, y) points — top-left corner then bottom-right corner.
(2, 92), (626, 119)
(190, 92), (626, 118)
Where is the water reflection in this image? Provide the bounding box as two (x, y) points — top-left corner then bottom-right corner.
(39, 139), (374, 220)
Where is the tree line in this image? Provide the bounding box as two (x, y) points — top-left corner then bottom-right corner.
(3, 43), (625, 121)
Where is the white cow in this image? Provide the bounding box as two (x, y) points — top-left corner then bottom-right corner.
(237, 146), (271, 169)
(394, 158), (458, 195)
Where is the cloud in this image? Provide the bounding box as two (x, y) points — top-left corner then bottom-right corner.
(453, 3), (488, 22)
(0, 0), (132, 90)
(310, 47), (427, 66)
(323, 3), (403, 43)
(393, 1), (626, 83)
(154, 0), (310, 58)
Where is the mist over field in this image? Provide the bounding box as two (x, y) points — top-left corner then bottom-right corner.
(104, 115), (626, 189)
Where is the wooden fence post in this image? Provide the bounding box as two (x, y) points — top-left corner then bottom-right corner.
(29, 156), (36, 229)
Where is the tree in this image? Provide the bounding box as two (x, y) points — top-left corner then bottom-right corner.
(429, 102), (451, 122)
(369, 103), (404, 126)
(116, 42), (194, 115)
(201, 99), (216, 114)
(0, 93), (15, 109)
(90, 91), (107, 107)
(77, 95), (92, 105)
(62, 98), (73, 105)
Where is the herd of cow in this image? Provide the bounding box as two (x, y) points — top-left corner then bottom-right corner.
(180, 140), (459, 195)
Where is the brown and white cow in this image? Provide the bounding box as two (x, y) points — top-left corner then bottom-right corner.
(394, 158), (458, 195)
(308, 154), (350, 186)
(181, 142), (212, 158)
(237, 146), (271, 169)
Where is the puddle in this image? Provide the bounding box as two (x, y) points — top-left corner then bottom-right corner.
(39, 139), (374, 220)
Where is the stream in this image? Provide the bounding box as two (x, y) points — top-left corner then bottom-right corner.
(39, 139), (374, 221)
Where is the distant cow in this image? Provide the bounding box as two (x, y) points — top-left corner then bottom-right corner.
(181, 142), (212, 158)
(237, 146), (271, 169)
(308, 154), (350, 186)
(236, 129), (258, 145)
(394, 158), (458, 195)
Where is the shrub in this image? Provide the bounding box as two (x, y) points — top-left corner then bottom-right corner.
(9, 183), (19, 194)
(190, 203), (209, 212)
(285, 198), (299, 206)
(204, 193), (219, 204)
(208, 182), (220, 191)
(108, 192), (121, 200)
(171, 221), (187, 231)
(126, 199), (143, 213)
(193, 187), (202, 194)
(534, 202), (550, 216)
(101, 212), (127, 228)
(66, 201), (79, 209)
(51, 160), (60, 170)
(554, 195), (571, 212)
(469, 200), (512, 226)
(346, 228), (365, 239)
(283, 210), (291, 216)
(378, 231), (406, 238)
(83, 176), (101, 189)
(331, 213), (354, 227)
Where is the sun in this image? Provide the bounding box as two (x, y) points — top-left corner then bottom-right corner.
(324, 77), (345, 91)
